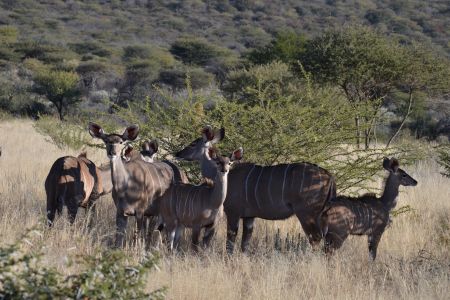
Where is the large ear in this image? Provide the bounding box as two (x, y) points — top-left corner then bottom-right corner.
(88, 122), (105, 139)
(122, 125), (139, 141)
(230, 147), (244, 161)
(149, 139), (158, 154)
(211, 127), (225, 144)
(383, 157), (399, 172)
(390, 158), (399, 172)
(201, 125), (214, 142)
(208, 147), (218, 159)
(123, 145), (134, 160)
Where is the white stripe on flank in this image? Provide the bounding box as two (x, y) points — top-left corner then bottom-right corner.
(299, 164), (306, 195)
(183, 188), (190, 220)
(254, 167), (264, 210)
(281, 165), (291, 204)
(155, 166), (163, 195)
(148, 166), (155, 200)
(268, 167), (275, 206)
(245, 165), (256, 205)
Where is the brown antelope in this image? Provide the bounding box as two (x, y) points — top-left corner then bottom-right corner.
(150, 147), (243, 251)
(319, 157), (418, 260)
(45, 152), (109, 225)
(176, 126), (336, 253)
(88, 122), (187, 247)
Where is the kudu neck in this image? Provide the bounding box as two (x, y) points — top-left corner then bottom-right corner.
(210, 170), (228, 209)
(200, 156), (217, 180)
(110, 156), (129, 191)
(380, 174), (400, 211)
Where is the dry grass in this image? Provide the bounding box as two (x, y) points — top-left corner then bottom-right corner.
(1, 119), (449, 299)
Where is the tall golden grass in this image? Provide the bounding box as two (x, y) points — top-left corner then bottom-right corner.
(0, 119), (449, 299)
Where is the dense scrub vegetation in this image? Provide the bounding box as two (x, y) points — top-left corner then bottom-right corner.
(0, 1), (449, 143)
(0, 230), (164, 299)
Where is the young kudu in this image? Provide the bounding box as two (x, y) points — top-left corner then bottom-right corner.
(88, 123), (186, 247)
(176, 126), (336, 253)
(152, 147), (243, 251)
(319, 157), (417, 260)
(45, 152), (109, 225)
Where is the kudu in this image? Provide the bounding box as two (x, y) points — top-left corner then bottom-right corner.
(88, 122), (186, 247)
(45, 152), (109, 225)
(176, 126), (336, 253)
(150, 147), (243, 251)
(319, 157), (417, 260)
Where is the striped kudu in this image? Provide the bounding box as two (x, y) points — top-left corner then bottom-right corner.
(176, 126), (336, 253)
(88, 123), (186, 247)
(150, 147), (243, 251)
(45, 152), (110, 225)
(319, 157), (417, 260)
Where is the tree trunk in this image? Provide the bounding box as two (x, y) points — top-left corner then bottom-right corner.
(386, 88), (413, 148)
(355, 116), (361, 149)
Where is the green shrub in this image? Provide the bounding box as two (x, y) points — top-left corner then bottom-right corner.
(438, 146), (450, 178)
(0, 230), (165, 299)
(169, 37), (231, 66)
(119, 77), (424, 194)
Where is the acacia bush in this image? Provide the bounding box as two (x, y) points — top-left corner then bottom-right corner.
(118, 76), (425, 194)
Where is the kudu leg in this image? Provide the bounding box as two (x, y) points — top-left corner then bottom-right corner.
(368, 232), (383, 261)
(135, 213), (146, 246)
(226, 214), (240, 254)
(324, 230), (348, 256)
(202, 223), (216, 249)
(295, 211), (323, 249)
(115, 212), (128, 248)
(67, 199), (79, 225)
(47, 203), (57, 227)
(241, 217), (255, 253)
(191, 226), (201, 252)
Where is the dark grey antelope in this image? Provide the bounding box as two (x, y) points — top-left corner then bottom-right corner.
(319, 157), (418, 260)
(88, 122), (186, 247)
(176, 126), (336, 253)
(45, 152), (109, 225)
(150, 147), (243, 251)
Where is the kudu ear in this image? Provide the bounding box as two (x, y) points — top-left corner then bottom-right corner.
(230, 147), (244, 161)
(123, 145), (134, 160)
(208, 147), (218, 159)
(201, 125), (214, 142)
(122, 125), (139, 141)
(390, 158), (399, 172)
(88, 122), (106, 139)
(149, 139), (159, 154)
(211, 128), (225, 144)
(383, 157), (399, 172)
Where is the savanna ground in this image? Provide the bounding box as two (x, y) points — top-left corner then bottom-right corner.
(1, 119), (449, 299)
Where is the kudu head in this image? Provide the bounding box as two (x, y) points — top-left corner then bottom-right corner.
(88, 122), (139, 159)
(141, 139), (158, 162)
(209, 147), (244, 175)
(382, 157), (418, 187)
(175, 125), (225, 161)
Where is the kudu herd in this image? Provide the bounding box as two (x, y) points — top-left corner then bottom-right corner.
(43, 123), (418, 260)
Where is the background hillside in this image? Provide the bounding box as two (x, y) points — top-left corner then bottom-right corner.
(0, 0), (449, 141)
(1, 0), (449, 54)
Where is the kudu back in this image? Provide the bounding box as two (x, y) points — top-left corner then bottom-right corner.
(319, 157), (417, 260)
(45, 152), (107, 225)
(176, 126), (336, 253)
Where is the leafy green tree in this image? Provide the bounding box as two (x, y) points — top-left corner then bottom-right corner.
(170, 37), (230, 66)
(222, 61), (299, 105)
(386, 43), (450, 146)
(301, 26), (405, 149)
(247, 31), (307, 65)
(33, 70), (81, 120)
